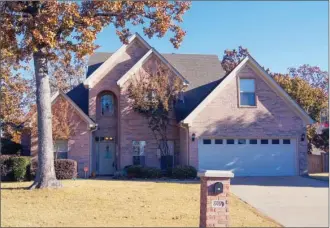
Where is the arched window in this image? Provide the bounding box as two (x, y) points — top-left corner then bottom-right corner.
(100, 94), (114, 116)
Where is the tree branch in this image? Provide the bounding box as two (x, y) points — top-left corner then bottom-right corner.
(93, 12), (121, 18)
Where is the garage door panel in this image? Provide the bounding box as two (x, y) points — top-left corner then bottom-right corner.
(198, 139), (296, 176)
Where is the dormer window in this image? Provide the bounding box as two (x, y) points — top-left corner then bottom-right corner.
(100, 94), (114, 115)
(239, 79), (256, 106)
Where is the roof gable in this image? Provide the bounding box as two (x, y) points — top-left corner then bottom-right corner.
(182, 55), (314, 125)
(84, 33), (189, 89)
(117, 48), (189, 87)
(83, 33), (152, 89)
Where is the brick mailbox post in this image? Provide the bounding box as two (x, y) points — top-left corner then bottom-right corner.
(198, 170), (234, 227)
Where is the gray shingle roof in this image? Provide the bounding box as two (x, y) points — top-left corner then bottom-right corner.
(66, 83), (89, 115)
(73, 52), (226, 121)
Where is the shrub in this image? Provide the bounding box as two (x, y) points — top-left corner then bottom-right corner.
(125, 165), (143, 178)
(124, 165), (162, 178)
(141, 167), (162, 178)
(171, 165), (197, 179)
(0, 155), (31, 181)
(0, 155), (13, 180)
(11, 156), (30, 181)
(30, 159), (77, 180)
(54, 159), (77, 179)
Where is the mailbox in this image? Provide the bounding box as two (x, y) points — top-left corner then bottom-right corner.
(213, 182), (223, 194)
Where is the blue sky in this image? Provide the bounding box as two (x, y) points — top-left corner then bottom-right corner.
(95, 1), (328, 74)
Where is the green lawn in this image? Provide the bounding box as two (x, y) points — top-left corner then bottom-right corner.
(1, 180), (281, 227)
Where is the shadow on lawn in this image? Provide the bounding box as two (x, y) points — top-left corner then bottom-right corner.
(0, 186), (29, 190)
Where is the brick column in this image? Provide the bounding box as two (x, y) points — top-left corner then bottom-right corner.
(198, 170), (234, 227)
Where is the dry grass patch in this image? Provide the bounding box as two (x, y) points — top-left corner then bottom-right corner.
(1, 180), (281, 227)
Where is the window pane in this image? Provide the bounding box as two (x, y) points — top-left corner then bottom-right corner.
(101, 94), (114, 115)
(283, 139), (291, 144)
(132, 141), (146, 156)
(272, 139), (280, 144)
(238, 139), (246, 144)
(133, 156), (145, 166)
(54, 140), (68, 152)
(240, 93), (256, 106)
(55, 152), (68, 159)
(215, 139), (223, 144)
(261, 139), (268, 144)
(203, 139), (212, 144)
(240, 79), (255, 92)
(249, 139), (258, 144)
(227, 139), (235, 144)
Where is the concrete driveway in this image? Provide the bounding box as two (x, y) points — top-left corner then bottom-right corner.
(231, 176), (328, 227)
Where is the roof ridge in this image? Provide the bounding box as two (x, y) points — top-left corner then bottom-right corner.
(162, 53), (219, 57)
(92, 51), (219, 57)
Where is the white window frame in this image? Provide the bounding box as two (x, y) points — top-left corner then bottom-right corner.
(239, 78), (256, 107)
(132, 141), (146, 156)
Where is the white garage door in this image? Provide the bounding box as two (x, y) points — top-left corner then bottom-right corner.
(198, 138), (297, 176)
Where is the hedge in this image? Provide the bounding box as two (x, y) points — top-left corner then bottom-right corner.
(1, 156), (77, 181)
(124, 165), (162, 178)
(0, 155), (30, 181)
(31, 159), (77, 180)
(169, 165), (197, 179)
(123, 165), (197, 179)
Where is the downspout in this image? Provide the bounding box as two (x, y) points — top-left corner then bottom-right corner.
(89, 123), (98, 177)
(179, 123), (190, 166)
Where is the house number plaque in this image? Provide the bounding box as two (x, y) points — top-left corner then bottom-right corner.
(212, 200), (226, 208)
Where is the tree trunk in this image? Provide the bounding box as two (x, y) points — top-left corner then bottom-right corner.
(29, 51), (61, 189)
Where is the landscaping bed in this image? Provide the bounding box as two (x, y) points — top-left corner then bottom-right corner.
(1, 180), (281, 227)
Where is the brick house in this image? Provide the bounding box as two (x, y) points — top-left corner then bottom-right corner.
(24, 33), (314, 177)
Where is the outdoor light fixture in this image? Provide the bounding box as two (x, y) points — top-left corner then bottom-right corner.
(192, 133), (196, 142)
(301, 133), (305, 142)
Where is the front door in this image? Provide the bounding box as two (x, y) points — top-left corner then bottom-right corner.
(98, 142), (115, 175)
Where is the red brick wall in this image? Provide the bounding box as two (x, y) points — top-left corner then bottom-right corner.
(89, 41), (180, 170)
(189, 63), (308, 174)
(30, 96), (91, 177)
(200, 176), (231, 227)
(119, 56), (180, 168)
